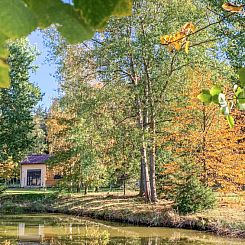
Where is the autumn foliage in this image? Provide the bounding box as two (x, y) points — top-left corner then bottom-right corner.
(160, 22), (195, 53)
(159, 69), (245, 193)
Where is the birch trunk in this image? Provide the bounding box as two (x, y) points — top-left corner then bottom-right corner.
(134, 77), (151, 201)
(149, 118), (157, 202)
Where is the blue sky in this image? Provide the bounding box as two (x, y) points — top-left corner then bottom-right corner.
(27, 1), (73, 109)
(28, 30), (59, 109)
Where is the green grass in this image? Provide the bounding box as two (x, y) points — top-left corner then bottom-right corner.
(5, 188), (55, 195)
(0, 188), (59, 205)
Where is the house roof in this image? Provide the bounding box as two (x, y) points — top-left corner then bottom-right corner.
(20, 154), (50, 165)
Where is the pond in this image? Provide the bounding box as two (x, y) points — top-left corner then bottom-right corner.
(0, 214), (243, 244)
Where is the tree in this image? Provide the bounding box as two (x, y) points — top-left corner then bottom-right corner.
(0, 158), (17, 184)
(43, 0), (244, 205)
(0, 39), (41, 162)
(89, 0), (231, 202)
(46, 0), (231, 202)
(30, 107), (48, 154)
(159, 68), (245, 193)
(159, 1), (245, 123)
(207, 0), (244, 68)
(46, 70), (139, 193)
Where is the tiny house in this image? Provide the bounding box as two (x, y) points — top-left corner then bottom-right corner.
(20, 154), (59, 188)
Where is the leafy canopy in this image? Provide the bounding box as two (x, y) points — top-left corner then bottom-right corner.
(0, 39), (41, 162)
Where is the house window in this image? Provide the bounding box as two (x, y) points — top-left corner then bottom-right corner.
(27, 169), (41, 186)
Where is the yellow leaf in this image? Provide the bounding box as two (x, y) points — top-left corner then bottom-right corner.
(173, 42), (181, 51)
(185, 41), (190, 54)
(222, 2), (243, 13)
(160, 35), (171, 44)
(181, 22), (195, 35)
(175, 32), (185, 42)
(168, 35), (174, 42)
(160, 36), (168, 44)
(189, 23), (195, 32)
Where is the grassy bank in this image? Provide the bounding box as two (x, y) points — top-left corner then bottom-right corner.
(0, 189), (244, 239)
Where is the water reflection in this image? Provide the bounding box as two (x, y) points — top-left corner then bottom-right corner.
(15, 222), (110, 244)
(0, 214), (244, 245)
(18, 223), (44, 242)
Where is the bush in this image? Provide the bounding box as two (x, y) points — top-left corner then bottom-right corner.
(0, 185), (7, 194)
(174, 176), (216, 214)
(28, 201), (46, 212)
(1, 200), (23, 214)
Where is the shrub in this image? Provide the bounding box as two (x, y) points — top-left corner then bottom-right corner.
(0, 185), (7, 194)
(28, 201), (46, 212)
(174, 176), (216, 214)
(1, 200), (23, 214)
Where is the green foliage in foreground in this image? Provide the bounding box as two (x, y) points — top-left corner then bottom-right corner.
(174, 176), (216, 215)
(0, 0), (132, 88)
(197, 68), (245, 128)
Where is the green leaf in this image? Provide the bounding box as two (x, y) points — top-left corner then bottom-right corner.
(24, 0), (94, 43)
(197, 90), (212, 104)
(0, 32), (7, 45)
(0, 60), (10, 88)
(237, 89), (245, 104)
(0, 49), (8, 58)
(0, 0), (37, 38)
(235, 86), (243, 97)
(235, 87), (245, 104)
(0, 0), (133, 87)
(210, 85), (222, 96)
(211, 94), (219, 104)
(237, 103), (245, 110)
(74, 0), (132, 29)
(238, 67), (245, 87)
(226, 115), (234, 128)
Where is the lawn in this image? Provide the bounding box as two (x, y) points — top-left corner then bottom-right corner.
(4, 188), (55, 195)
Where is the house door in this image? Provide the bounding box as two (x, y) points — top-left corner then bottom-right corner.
(27, 169), (41, 186)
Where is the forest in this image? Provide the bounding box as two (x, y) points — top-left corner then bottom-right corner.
(0, 0), (244, 222)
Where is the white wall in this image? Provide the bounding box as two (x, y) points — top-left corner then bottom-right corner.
(20, 164), (46, 187)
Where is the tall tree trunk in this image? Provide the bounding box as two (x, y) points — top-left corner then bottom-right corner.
(139, 19), (158, 202)
(128, 38), (151, 201)
(139, 157), (145, 196)
(148, 80), (157, 202)
(149, 119), (157, 202)
(84, 184), (88, 195)
(141, 35), (157, 202)
(123, 179), (126, 196)
(77, 180), (81, 193)
(142, 141), (151, 202)
(135, 85), (151, 201)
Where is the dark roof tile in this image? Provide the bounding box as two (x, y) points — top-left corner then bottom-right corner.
(20, 154), (50, 164)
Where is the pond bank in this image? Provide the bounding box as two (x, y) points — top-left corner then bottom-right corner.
(0, 191), (244, 239)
